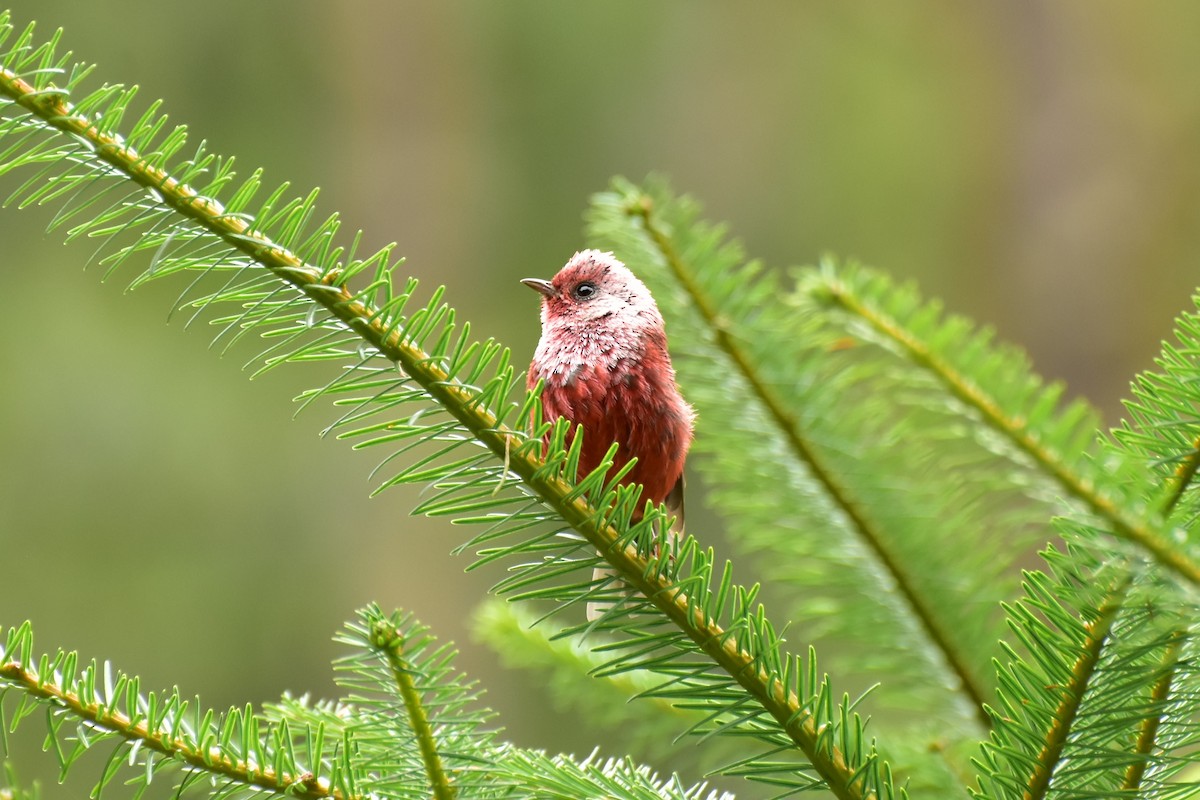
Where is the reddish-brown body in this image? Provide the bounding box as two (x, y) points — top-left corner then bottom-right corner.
(535, 335), (689, 505)
(523, 250), (693, 511)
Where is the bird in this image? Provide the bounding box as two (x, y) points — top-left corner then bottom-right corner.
(522, 249), (694, 620)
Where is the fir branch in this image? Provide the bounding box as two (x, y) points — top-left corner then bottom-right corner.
(0, 635), (341, 800)
(1114, 304), (1200, 525)
(1021, 576), (1129, 800)
(499, 749), (733, 800)
(3, 610), (736, 800)
(367, 618), (457, 800)
(1162, 437), (1200, 516)
(809, 269), (1200, 587)
(1122, 628), (1188, 793)
(473, 599), (770, 777)
(474, 600), (687, 721)
(975, 540), (1200, 799)
(0, 19), (902, 798)
(624, 194), (992, 727)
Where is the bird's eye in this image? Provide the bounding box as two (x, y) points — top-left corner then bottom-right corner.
(573, 281), (597, 300)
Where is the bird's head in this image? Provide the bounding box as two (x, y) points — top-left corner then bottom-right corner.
(521, 250), (662, 331)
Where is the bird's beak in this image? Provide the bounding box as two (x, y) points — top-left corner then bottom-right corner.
(520, 277), (556, 298)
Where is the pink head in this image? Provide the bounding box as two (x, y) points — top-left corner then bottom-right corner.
(521, 250), (666, 338)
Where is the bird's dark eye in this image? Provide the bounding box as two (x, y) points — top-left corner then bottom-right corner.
(573, 281), (598, 300)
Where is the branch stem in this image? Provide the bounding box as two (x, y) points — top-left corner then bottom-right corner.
(1163, 436), (1200, 516)
(0, 660), (339, 800)
(1122, 628), (1187, 792)
(370, 621), (457, 800)
(1023, 577), (1129, 800)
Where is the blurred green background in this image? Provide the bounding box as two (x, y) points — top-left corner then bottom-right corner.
(4, 1), (1200, 795)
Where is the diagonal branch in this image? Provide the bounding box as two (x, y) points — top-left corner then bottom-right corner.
(0, 60), (889, 800)
(816, 274), (1200, 589)
(369, 619), (457, 800)
(1121, 628), (1188, 793)
(1163, 436), (1200, 516)
(625, 196), (994, 730)
(1022, 578), (1128, 800)
(0, 658), (341, 800)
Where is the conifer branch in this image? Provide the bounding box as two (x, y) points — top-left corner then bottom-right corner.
(0, 659), (340, 800)
(1022, 577), (1129, 800)
(474, 600), (694, 721)
(1121, 628), (1188, 793)
(624, 194), (993, 730)
(1163, 436), (1200, 516)
(814, 274), (1200, 588)
(368, 619), (457, 800)
(0, 40), (891, 800)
